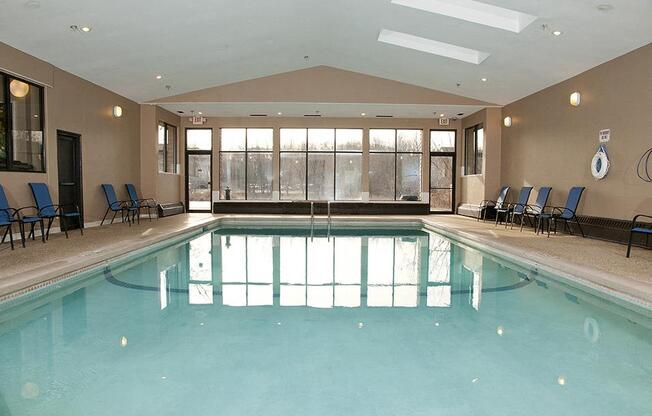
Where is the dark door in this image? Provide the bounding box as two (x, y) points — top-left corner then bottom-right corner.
(57, 131), (83, 227)
(429, 130), (457, 213)
(185, 128), (213, 212)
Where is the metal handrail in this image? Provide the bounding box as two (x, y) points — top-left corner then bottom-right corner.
(327, 200), (332, 240)
(310, 201), (315, 241)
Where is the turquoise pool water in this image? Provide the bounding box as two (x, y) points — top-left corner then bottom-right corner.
(0, 226), (651, 415)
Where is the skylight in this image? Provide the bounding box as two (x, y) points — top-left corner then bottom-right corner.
(390, 0), (537, 33)
(377, 29), (489, 64)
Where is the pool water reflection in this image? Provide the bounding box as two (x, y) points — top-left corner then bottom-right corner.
(1, 228), (651, 416)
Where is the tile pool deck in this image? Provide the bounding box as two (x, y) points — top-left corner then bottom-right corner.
(0, 214), (651, 306)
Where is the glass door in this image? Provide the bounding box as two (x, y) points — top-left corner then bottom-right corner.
(429, 130), (456, 213)
(185, 129), (212, 212)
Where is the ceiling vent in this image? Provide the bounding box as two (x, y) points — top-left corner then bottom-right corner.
(376, 115), (394, 118)
(304, 114), (322, 117)
(249, 114), (268, 117)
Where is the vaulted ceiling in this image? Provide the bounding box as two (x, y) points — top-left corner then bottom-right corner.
(1, 0), (650, 108)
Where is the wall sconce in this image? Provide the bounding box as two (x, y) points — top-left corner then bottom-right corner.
(9, 80), (30, 98)
(570, 91), (581, 107)
(503, 116), (512, 127)
(113, 105), (123, 118)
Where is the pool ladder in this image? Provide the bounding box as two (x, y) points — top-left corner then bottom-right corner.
(310, 201), (332, 241)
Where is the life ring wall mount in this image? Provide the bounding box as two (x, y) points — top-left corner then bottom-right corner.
(591, 144), (610, 180)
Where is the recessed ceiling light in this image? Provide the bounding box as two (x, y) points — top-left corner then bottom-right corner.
(481, 77), (488, 82)
(361, 113), (367, 116)
(80, 26), (91, 33)
(552, 30), (562, 36)
(198, 111), (203, 115)
(439, 113), (445, 117)
(378, 29), (489, 65)
(24, 0), (41, 9)
(277, 112), (283, 115)
(155, 75), (163, 80)
(390, 0), (538, 33)
(597, 4), (614, 12)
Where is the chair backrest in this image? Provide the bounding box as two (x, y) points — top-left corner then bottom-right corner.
(101, 184), (121, 210)
(561, 186), (585, 219)
(532, 187), (552, 213)
(496, 186), (510, 208)
(29, 182), (56, 217)
(0, 185), (11, 224)
(125, 184), (138, 204)
(513, 187), (533, 214)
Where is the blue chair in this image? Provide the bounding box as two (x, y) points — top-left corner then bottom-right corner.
(479, 186), (510, 221)
(125, 184), (158, 223)
(539, 186), (586, 237)
(627, 214), (652, 258)
(27, 182), (83, 239)
(0, 185), (17, 250)
(101, 184), (138, 226)
(495, 186), (532, 227)
(513, 187), (552, 232)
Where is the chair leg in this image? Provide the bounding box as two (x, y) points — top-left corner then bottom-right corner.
(39, 220), (46, 243)
(61, 215), (69, 239)
(79, 216), (84, 236)
(19, 222), (26, 248)
(148, 206), (152, 221)
(100, 208), (110, 226)
(8, 224), (14, 250)
(46, 217), (54, 240)
(575, 217), (585, 238)
(626, 231), (634, 258)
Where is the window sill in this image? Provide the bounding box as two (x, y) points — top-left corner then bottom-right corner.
(462, 174), (483, 178)
(0, 169), (47, 173)
(158, 171), (180, 176)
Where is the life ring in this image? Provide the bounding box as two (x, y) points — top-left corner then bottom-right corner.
(591, 145), (610, 180)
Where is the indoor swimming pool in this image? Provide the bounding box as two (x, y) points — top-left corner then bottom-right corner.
(0, 226), (651, 415)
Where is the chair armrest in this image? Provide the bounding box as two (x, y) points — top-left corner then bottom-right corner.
(0, 207), (19, 220)
(552, 206), (576, 218)
(479, 200), (497, 208)
(631, 214), (652, 228)
(58, 203), (81, 214)
(15, 206), (39, 218)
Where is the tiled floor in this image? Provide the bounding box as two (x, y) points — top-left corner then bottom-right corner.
(0, 214), (650, 305)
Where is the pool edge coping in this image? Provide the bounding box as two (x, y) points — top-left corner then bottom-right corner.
(1, 215), (650, 312)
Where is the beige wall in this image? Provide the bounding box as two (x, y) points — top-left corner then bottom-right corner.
(501, 43), (652, 220)
(0, 41), (140, 223)
(459, 108), (502, 206)
(178, 116), (464, 207)
(152, 66), (493, 106)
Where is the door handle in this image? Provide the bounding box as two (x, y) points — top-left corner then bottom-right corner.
(60, 182), (75, 186)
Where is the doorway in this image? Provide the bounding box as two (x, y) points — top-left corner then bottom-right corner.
(57, 130), (83, 227)
(185, 128), (213, 212)
(429, 130), (456, 213)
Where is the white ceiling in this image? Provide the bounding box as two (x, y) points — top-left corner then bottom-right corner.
(1, 0), (651, 106)
(158, 102), (486, 119)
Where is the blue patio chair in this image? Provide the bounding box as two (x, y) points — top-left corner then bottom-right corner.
(495, 186), (532, 227)
(626, 214), (652, 258)
(512, 187), (552, 233)
(101, 184), (138, 226)
(125, 184), (158, 223)
(0, 185), (18, 250)
(539, 186), (586, 237)
(27, 182), (83, 239)
(479, 186), (510, 221)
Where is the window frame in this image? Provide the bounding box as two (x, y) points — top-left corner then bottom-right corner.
(219, 127), (274, 200)
(369, 128), (423, 201)
(279, 127), (363, 201)
(158, 121), (178, 174)
(463, 124), (484, 176)
(1, 71), (46, 172)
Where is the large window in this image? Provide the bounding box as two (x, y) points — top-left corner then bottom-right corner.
(158, 122), (178, 173)
(279, 128), (362, 201)
(464, 124), (484, 176)
(369, 129), (422, 200)
(1, 73), (45, 171)
(219, 128), (273, 200)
